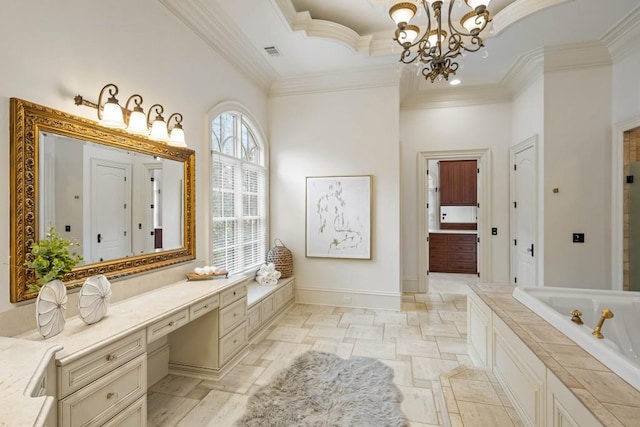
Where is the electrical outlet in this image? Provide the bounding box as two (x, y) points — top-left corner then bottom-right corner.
(65, 225), (71, 232)
(573, 233), (585, 243)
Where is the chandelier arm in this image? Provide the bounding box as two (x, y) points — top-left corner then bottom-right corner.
(447, 0), (491, 38)
(393, 2), (433, 51)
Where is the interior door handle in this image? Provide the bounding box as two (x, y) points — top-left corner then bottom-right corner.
(97, 233), (102, 243)
(526, 243), (534, 257)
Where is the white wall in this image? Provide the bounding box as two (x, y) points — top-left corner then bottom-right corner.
(543, 66), (612, 288)
(0, 0), (267, 333)
(612, 49), (640, 123)
(400, 103), (512, 287)
(511, 75), (545, 285)
(268, 85), (402, 310)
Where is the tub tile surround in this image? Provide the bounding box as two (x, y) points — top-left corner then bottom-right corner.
(469, 283), (640, 426)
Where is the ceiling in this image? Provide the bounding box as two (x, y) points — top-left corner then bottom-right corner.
(163, 0), (640, 91)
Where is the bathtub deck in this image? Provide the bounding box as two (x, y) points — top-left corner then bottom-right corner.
(469, 283), (640, 427)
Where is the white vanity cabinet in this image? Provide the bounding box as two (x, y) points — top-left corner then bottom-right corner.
(247, 277), (295, 340)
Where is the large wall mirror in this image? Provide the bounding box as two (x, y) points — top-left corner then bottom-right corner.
(10, 98), (196, 302)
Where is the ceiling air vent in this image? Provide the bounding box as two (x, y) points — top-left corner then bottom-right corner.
(263, 46), (280, 57)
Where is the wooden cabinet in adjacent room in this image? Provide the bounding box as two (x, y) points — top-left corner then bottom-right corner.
(429, 232), (477, 274)
(439, 160), (477, 206)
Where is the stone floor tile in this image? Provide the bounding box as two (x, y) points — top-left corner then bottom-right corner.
(398, 385), (439, 425)
(345, 324), (384, 340)
(397, 338), (441, 358)
(338, 312), (375, 326)
(176, 390), (249, 427)
(352, 339), (396, 359)
(147, 392), (199, 427)
(303, 313), (341, 327)
(412, 356), (459, 381)
(149, 375), (202, 397)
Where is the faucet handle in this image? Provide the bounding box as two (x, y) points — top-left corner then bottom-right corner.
(601, 308), (614, 319)
(570, 309), (583, 325)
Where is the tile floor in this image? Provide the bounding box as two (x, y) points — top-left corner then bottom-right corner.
(147, 273), (492, 426)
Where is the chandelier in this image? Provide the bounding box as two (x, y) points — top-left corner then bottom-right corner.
(389, 0), (492, 82)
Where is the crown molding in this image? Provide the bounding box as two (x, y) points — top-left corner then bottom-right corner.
(543, 41), (611, 72)
(269, 65), (400, 98)
(501, 47), (544, 94)
(492, 0), (573, 36)
(601, 5), (640, 63)
(159, 0), (278, 91)
(272, 0), (375, 54)
(401, 84), (511, 110)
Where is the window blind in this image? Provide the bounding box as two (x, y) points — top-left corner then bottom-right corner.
(211, 154), (267, 274)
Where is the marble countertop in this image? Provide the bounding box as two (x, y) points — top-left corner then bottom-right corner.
(468, 283), (640, 427)
(429, 229), (478, 234)
(0, 337), (62, 427)
(18, 275), (248, 366)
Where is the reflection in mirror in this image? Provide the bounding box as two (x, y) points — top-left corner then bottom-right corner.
(10, 98), (195, 303)
(39, 133), (184, 265)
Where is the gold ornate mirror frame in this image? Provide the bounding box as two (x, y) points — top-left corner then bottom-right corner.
(10, 98), (196, 302)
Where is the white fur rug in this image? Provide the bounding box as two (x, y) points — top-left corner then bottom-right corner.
(236, 350), (409, 427)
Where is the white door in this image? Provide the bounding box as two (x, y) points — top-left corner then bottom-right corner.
(91, 160), (131, 262)
(511, 138), (538, 286)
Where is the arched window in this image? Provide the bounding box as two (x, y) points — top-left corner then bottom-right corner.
(210, 109), (267, 274)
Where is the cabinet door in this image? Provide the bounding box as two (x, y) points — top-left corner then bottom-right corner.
(439, 160), (477, 206)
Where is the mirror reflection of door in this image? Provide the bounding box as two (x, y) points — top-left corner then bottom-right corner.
(91, 159), (132, 262)
(629, 161), (640, 292)
(148, 167), (163, 252)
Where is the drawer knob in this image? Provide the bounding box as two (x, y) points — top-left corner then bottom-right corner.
(233, 339), (237, 344)
(105, 354), (117, 362)
(106, 392), (118, 400)
(233, 291), (237, 296)
(169, 321), (176, 327)
(204, 304), (210, 309)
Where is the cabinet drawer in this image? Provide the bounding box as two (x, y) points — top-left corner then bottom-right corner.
(450, 252), (476, 262)
(247, 305), (262, 336)
(220, 282), (247, 308)
(220, 298), (247, 337)
(59, 354), (146, 427)
(449, 234), (476, 243)
(102, 395), (146, 427)
(190, 295), (219, 321)
(220, 324), (248, 365)
(261, 294), (276, 322)
(449, 242), (476, 253)
(147, 309), (189, 344)
(59, 330), (146, 398)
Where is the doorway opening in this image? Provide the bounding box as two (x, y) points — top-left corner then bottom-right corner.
(613, 116), (640, 291)
(417, 149), (492, 293)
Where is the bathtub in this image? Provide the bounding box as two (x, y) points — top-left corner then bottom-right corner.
(513, 286), (640, 391)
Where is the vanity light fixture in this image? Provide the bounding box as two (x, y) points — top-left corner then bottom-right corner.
(147, 104), (169, 142)
(97, 83), (126, 128)
(75, 83), (187, 146)
(124, 94), (148, 135)
(167, 113), (186, 147)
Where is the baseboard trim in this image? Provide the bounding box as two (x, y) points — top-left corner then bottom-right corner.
(295, 287), (402, 311)
(403, 277), (418, 293)
(168, 347), (249, 381)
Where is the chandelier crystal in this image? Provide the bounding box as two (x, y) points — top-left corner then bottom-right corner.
(390, 0), (492, 82)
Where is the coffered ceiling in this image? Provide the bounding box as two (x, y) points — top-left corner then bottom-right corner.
(161, 0), (640, 93)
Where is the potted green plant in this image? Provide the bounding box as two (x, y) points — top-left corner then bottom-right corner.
(24, 226), (83, 292)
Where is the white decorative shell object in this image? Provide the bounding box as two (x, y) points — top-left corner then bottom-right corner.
(35, 279), (68, 339)
(78, 275), (112, 325)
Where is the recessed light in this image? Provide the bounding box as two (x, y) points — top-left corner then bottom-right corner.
(450, 79), (461, 86)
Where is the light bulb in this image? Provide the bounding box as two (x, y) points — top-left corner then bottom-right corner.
(100, 101), (125, 129)
(389, 2), (417, 26)
(126, 110), (148, 135)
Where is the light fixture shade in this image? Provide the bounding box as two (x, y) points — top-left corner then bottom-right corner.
(465, 0), (491, 10)
(461, 11), (487, 33)
(100, 101), (126, 128)
(127, 110), (148, 134)
(396, 25), (420, 45)
(427, 30), (447, 47)
(150, 118), (169, 142)
(389, 2), (417, 26)
(168, 126), (186, 147)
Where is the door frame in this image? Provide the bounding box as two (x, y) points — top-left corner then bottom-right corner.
(509, 135), (540, 286)
(612, 114), (640, 290)
(417, 148), (492, 293)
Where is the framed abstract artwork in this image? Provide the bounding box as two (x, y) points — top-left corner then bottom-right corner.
(305, 175), (372, 259)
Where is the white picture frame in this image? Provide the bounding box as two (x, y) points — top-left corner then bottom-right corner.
(305, 175), (372, 259)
